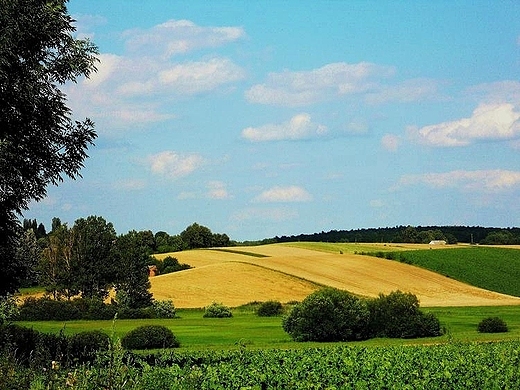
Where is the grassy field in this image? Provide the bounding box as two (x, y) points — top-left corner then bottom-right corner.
(394, 246), (520, 297)
(16, 305), (520, 350)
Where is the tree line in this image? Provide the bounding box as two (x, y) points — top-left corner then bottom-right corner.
(17, 217), (231, 305)
(265, 225), (520, 245)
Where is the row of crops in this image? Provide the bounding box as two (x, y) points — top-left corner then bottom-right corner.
(17, 341), (520, 389)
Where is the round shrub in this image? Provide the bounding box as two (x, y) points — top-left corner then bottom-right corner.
(203, 302), (233, 318)
(256, 300), (284, 317)
(477, 317), (508, 333)
(367, 290), (442, 338)
(152, 300), (177, 318)
(68, 330), (111, 364)
(121, 325), (179, 350)
(282, 288), (370, 342)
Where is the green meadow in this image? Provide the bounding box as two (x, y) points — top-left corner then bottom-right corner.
(396, 247), (520, 297)
(16, 305), (520, 351)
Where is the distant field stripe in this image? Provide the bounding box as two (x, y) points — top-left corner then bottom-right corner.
(233, 261), (326, 289)
(209, 248), (270, 258)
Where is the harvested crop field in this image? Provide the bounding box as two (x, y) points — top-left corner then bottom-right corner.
(150, 244), (520, 308)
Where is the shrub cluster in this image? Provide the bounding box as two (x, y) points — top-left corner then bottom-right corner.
(0, 324), (110, 368)
(366, 291), (442, 338)
(477, 317), (508, 333)
(121, 325), (179, 350)
(256, 300), (284, 317)
(203, 302), (233, 318)
(17, 297), (177, 321)
(283, 288), (369, 342)
(283, 288), (442, 342)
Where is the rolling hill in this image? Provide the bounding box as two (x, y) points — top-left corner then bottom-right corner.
(150, 243), (520, 308)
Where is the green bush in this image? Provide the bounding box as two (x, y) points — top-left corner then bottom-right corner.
(0, 325), (69, 368)
(17, 297), (120, 321)
(152, 300), (177, 318)
(367, 290), (442, 338)
(72, 298), (117, 320)
(256, 300), (284, 317)
(203, 302), (233, 318)
(282, 288), (370, 342)
(67, 330), (111, 364)
(0, 324), (40, 366)
(18, 297), (81, 321)
(117, 306), (154, 319)
(121, 325), (180, 350)
(477, 317), (508, 333)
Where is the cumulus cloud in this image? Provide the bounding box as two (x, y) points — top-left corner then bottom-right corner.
(395, 170), (520, 192)
(157, 58), (245, 94)
(253, 186), (313, 202)
(207, 181), (231, 199)
(365, 78), (441, 104)
(122, 19), (245, 57)
(64, 18), (246, 131)
(466, 80), (520, 104)
(408, 103), (520, 147)
(147, 151), (204, 179)
(381, 134), (400, 152)
(241, 113), (327, 142)
(245, 62), (394, 106)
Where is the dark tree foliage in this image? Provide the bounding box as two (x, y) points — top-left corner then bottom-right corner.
(283, 288), (370, 342)
(180, 222), (231, 249)
(114, 230), (153, 309)
(71, 216), (117, 300)
(269, 225), (520, 245)
(0, 0), (98, 295)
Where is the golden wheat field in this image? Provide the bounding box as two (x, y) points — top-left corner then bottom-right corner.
(150, 244), (520, 308)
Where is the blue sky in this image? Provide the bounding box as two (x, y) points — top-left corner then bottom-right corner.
(26, 1), (520, 241)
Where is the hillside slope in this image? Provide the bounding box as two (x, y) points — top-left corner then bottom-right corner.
(150, 244), (520, 308)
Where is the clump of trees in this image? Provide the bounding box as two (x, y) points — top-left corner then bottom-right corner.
(148, 256), (192, 276)
(283, 288), (442, 342)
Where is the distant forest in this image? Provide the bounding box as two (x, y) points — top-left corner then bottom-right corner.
(248, 226), (520, 246)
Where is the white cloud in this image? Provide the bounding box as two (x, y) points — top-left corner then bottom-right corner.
(242, 113), (327, 142)
(395, 170), (520, 192)
(147, 151), (204, 179)
(207, 181), (231, 199)
(245, 62), (394, 106)
(409, 103), (520, 147)
(123, 19), (245, 57)
(381, 134), (400, 152)
(253, 186), (313, 202)
(157, 58), (245, 94)
(466, 80), (520, 105)
(365, 78), (441, 104)
(64, 18), (246, 132)
(83, 53), (122, 87)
